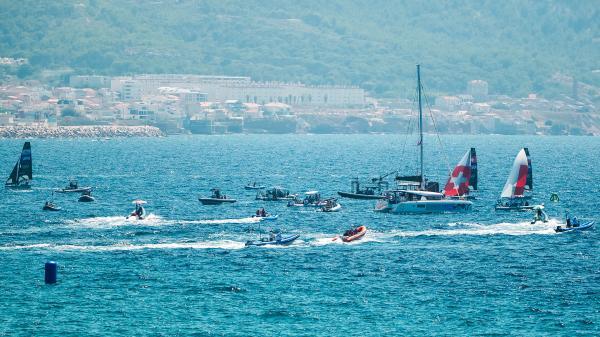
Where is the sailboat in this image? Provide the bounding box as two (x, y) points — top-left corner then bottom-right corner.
(5, 142), (32, 189)
(495, 148), (533, 210)
(443, 148), (478, 199)
(374, 65), (473, 214)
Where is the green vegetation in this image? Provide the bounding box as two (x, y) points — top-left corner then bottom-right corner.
(0, 0), (598, 97)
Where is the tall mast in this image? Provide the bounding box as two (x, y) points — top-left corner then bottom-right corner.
(417, 64), (424, 188)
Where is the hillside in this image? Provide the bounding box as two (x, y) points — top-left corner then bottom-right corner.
(0, 0), (598, 97)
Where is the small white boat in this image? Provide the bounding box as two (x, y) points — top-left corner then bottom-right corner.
(244, 183), (265, 190)
(320, 198), (342, 212)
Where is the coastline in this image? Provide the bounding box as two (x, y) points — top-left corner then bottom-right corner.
(0, 125), (164, 138)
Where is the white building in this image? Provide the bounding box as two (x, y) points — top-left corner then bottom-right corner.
(110, 74), (365, 107)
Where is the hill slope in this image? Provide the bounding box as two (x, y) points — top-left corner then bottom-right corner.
(1, 0), (598, 97)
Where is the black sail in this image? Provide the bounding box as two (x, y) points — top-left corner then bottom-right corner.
(19, 142), (32, 182)
(524, 147), (532, 190)
(6, 160), (19, 185)
(469, 147), (478, 190)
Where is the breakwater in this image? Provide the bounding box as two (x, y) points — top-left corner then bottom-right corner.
(0, 125), (163, 138)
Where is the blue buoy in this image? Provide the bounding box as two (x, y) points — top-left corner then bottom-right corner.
(45, 261), (57, 284)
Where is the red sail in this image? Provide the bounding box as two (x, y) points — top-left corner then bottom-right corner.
(443, 150), (472, 197)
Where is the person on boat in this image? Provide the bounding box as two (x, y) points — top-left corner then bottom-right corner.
(260, 208), (267, 217)
(275, 232), (281, 242)
(135, 204), (144, 217)
(572, 216), (580, 227)
(256, 209), (261, 217)
(566, 215), (572, 228)
(269, 231), (275, 241)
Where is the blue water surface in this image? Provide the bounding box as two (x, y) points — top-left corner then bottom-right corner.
(0, 134), (598, 336)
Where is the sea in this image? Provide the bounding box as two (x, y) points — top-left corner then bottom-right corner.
(0, 134), (598, 336)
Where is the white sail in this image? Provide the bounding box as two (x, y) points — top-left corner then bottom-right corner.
(500, 149), (529, 198)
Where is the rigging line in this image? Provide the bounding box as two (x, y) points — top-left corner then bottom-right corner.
(398, 89), (417, 174)
(422, 83), (451, 177)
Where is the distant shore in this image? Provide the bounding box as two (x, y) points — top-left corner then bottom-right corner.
(0, 125), (164, 138)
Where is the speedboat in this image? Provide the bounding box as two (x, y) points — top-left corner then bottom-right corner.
(245, 234), (299, 247)
(555, 221), (594, 233)
(199, 188), (236, 205)
(320, 198), (341, 212)
(56, 179), (92, 193)
(5, 142), (32, 189)
(341, 226), (367, 242)
(127, 200), (147, 220)
(42, 201), (61, 211)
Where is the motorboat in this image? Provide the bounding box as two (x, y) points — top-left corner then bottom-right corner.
(42, 201), (61, 211)
(56, 179), (92, 193)
(78, 191), (95, 202)
(244, 182), (265, 190)
(245, 234), (299, 247)
(5, 142), (32, 189)
(287, 190), (326, 207)
(198, 188), (237, 205)
(256, 187), (297, 201)
(555, 221), (594, 233)
(320, 198), (341, 212)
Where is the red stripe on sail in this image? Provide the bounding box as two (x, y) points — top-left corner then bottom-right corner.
(514, 164), (529, 196)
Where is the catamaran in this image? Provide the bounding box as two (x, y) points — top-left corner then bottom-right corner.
(5, 142), (32, 189)
(495, 148), (534, 210)
(374, 65), (473, 214)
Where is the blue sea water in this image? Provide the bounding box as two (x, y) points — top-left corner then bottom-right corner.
(0, 134), (598, 336)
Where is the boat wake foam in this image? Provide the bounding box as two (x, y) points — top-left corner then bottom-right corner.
(389, 219), (560, 238)
(0, 240), (245, 252)
(65, 215), (261, 229)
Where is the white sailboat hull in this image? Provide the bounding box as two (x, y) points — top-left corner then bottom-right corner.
(384, 199), (473, 214)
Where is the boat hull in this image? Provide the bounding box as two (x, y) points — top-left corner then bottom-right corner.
(43, 205), (61, 211)
(387, 199), (472, 214)
(337, 191), (385, 200)
(5, 183), (31, 190)
(252, 215), (279, 221)
(56, 187), (92, 193)
(78, 195), (95, 202)
(244, 185), (265, 190)
(555, 221), (594, 233)
(199, 198), (237, 205)
(245, 234), (299, 247)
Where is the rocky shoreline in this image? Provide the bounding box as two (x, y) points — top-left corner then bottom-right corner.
(0, 125), (164, 138)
